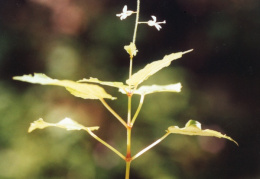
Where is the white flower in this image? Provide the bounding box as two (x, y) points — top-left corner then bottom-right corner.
(147, 16), (166, 31)
(116, 5), (135, 20)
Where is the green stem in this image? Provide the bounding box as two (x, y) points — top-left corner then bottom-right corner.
(131, 95), (145, 126)
(99, 98), (127, 128)
(126, 95), (132, 156)
(132, 0), (140, 44)
(129, 57), (133, 82)
(125, 1), (140, 179)
(132, 132), (170, 161)
(125, 161), (131, 179)
(86, 129), (125, 160)
(127, 96), (132, 124)
(125, 96), (132, 179)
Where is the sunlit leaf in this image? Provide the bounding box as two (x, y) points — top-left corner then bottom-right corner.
(78, 77), (128, 90)
(13, 73), (57, 84)
(13, 73), (116, 100)
(167, 120), (238, 146)
(133, 83), (182, 95)
(126, 49), (193, 87)
(124, 42), (138, 58)
(28, 118), (99, 133)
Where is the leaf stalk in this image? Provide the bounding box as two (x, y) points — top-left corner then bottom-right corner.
(131, 95), (145, 126)
(132, 132), (170, 161)
(99, 98), (127, 127)
(86, 129), (125, 160)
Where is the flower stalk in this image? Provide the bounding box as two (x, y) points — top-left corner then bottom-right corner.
(132, 0), (140, 44)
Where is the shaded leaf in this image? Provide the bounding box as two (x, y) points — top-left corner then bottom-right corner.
(126, 49), (193, 87)
(13, 73), (116, 100)
(167, 120), (238, 146)
(28, 118), (99, 133)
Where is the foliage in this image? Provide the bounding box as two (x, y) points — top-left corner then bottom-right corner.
(12, 0), (238, 178)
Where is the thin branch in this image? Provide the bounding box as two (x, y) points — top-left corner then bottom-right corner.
(132, 132), (170, 161)
(99, 98), (127, 128)
(131, 95), (145, 126)
(86, 129), (125, 160)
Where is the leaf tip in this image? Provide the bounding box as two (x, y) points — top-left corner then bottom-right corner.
(88, 126), (100, 131)
(226, 136), (239, 146)
(12, 76), (19, 80)
(28, 118), (46, 133)
(176, 82), (182, 92)
(182, 49), (194, 55)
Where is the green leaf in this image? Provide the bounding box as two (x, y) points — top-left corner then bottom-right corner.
(28, 118), (99, 133)
(126, 49), (193, 87)
(133, 83), (182, 95)
(167, 120), (238, 146)
(78, 77), (128, 91)
(13, 73), (116, 100)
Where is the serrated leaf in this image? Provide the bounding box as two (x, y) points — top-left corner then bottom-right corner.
(167, 120), (238, 146)
(13, 73), (116, 100)
(78, 77), (128, 90)
(133, 83), (182, 95)
(28, 118), (99, 133)
(126, 49), (193, 87)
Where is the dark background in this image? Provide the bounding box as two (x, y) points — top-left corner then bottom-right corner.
(0, 0), (259, 178)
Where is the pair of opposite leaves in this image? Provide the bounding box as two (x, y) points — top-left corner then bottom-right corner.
(14, 50), (192, 99)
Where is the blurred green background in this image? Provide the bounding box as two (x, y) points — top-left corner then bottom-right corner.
(0, 0), (259, 178)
